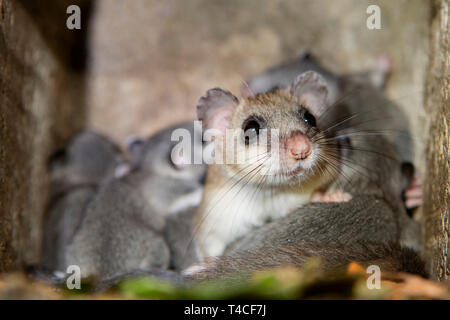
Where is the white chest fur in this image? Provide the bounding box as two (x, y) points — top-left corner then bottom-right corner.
(196, 183), (315, 258)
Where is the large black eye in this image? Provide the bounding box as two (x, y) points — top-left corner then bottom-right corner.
(242, 116), (264, 145)
(302, 110), (317, 127)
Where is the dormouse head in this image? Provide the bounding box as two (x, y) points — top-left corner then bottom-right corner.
(49, 131), (126, 192)
(197, 71), (337, 186)
(124, 122), (207, 213)
(126, 122), (207, 185)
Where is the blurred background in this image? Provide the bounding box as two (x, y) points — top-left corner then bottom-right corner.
(0, 0), (448, 280)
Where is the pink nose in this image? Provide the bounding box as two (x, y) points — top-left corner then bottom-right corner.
(285, 132), (311, 160)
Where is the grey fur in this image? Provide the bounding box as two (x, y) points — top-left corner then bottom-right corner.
(164, 207), (199, 270)
(192, 243), (427, 282)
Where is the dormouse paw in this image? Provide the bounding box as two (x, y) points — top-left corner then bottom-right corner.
(311, 189), (352, 203)
(182, 258), (218, 276)
(404, 173), (423, 209)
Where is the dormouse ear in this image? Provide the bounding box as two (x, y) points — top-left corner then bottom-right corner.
(290, 71), (328, 115)
(126, 135), (145, 161)
(197, 88), (239, 135)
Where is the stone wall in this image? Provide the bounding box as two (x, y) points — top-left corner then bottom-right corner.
(423, 0), (449, 281)
(0, 0), (90, 270)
